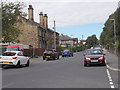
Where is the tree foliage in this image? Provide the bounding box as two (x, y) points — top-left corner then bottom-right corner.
(100, 7), (120, 53)
(1, 2), (26, 43)
(85, 34), (99, 49)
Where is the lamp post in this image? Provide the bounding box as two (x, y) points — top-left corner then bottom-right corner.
(53, 20), (56, 50)
(109, 19), (116, 54)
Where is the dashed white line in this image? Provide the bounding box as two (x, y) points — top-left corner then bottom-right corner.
(106, 69), (115, 88)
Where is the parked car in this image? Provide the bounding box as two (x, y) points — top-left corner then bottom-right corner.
(62, 50), (73, 57)
(0, 51), (30, 68)
(43, 49), (59, 60)
(83, 49), (106, 66)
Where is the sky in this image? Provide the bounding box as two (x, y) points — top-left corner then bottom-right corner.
(6, 0), (119, 40)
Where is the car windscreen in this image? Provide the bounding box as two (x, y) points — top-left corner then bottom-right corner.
(63, 50), (70, 52)
(2, 52), (16, 56)
(7, 47), (19, 51)
(87, 49), (103, 55)
(45, 50), (53, 53)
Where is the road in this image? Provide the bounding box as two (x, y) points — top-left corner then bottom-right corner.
(2, 51), (118, 88)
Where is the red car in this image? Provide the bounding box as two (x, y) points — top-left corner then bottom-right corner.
(84, 49), (106, 66)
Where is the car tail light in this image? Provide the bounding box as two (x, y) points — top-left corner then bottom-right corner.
(12, 57), (17, 59)
(52, 52), (54, 55)
(0, 57), (2, 59)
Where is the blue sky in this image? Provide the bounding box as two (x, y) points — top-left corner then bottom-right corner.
(57, 23), (104, 40)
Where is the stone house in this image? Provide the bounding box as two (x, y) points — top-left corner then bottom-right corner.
(59, 35), (78, 47)
(16, 5), (59, 49)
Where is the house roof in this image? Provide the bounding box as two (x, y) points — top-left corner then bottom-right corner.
(59, 35), (78, 41)
(18, 15), (59, 35)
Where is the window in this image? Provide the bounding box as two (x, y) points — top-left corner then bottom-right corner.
(18, 52), (23, 56)
(2, 52), (16, 56)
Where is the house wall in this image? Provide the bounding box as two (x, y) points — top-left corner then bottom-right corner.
(16, 16), (39, 48)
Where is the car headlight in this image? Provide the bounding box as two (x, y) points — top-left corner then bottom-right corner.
(99, 57), (104, 60)
(86, 57), (91, 60)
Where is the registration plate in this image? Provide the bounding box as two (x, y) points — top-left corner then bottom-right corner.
(91, 60), (98, 62)
(3, 62), (9, 64)
(46, 56), (50, 58)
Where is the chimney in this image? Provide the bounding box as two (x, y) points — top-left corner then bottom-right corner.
(28, 5), (34, 21)
(43, 14), (48, 28)
(39, 12), (44, 26)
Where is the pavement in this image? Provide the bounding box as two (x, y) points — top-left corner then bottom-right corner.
(103, 49), (120, 72)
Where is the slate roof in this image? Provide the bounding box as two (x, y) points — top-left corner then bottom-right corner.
(59, 35), (78, 41)
(18, 15), (59, 34)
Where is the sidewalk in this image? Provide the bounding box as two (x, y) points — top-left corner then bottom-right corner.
(104, 50), (120, 71)
(30, 57), (43, 64)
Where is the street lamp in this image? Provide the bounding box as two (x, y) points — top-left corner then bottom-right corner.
(53, 20), (56, 50)
(109, 19), (116, 54)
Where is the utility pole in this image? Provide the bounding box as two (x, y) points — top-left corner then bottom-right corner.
(82, 35), (83, 40)
(82, 35), (83, 44)
(53, 20), (56, 50)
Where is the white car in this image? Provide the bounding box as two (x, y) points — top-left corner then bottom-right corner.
(0, 51), (30, 68)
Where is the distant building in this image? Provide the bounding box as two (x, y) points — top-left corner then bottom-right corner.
(79, 40), (86, 45)
(16, 5), (59, 49)
(59, 35), (78, 47)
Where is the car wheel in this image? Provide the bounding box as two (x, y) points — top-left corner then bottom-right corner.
(53, 56), (56, 60)
(84, 63), (87, 67)
(101, 62), (106, 66)
(16, 61), (20, 68)
(2, 65), (5, 68)
(57, 56), (59, 59)
(43, 57), (45, 60)
(25, 60), (29, 67)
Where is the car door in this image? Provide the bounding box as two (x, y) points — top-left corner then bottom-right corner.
(17, 52), (26, 64)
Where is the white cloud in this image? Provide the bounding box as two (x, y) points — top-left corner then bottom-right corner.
(3, 0), (119, 28)
(22, 2), (118, 28)
(7, 0), (119, 2)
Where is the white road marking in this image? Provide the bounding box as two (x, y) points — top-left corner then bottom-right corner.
(106, 69), (115, 88)
(109, 82), (113, 85)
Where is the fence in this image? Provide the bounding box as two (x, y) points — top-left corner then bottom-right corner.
(24, 48), (46, 57)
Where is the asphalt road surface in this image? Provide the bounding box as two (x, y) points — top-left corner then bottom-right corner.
(2, 51), (118, 88)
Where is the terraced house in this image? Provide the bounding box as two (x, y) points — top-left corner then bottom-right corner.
(16, 5), (59, 49)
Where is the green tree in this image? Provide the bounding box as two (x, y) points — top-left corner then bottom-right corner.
(1, 2), (26, 43)
(86, 34), (99, 49)
(100, 6), (120, 54)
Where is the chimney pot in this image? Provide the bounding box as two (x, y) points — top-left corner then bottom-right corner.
(29, 5), (32, 8)
(44, 14), (47, 17)
(40, 12), (43, 15)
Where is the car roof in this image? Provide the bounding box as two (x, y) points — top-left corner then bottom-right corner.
(7, 45), (20, 48)
(4, 51), (22, 53)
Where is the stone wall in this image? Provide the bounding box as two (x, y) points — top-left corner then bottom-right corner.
(16, 16), (39, 48)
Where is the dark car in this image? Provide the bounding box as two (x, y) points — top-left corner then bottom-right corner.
(83, 49), (106, 66)
(62, 50), (73, 57)
(43, 49), (59, 60)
